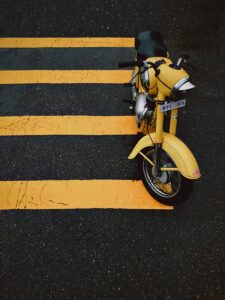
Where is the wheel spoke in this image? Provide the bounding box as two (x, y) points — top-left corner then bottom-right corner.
(143, 149), (181, 199)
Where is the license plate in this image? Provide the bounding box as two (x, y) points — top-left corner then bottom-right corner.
(160, 99), (186, 112)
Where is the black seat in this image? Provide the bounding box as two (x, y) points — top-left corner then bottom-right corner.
(135, 31), (168, 60)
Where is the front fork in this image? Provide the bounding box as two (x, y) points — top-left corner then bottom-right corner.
(154, 104), (178, 176)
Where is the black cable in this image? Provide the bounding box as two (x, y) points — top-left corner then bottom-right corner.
(130, 71), (140, 83)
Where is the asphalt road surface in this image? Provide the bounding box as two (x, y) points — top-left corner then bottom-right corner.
(0, 0), (225, 299)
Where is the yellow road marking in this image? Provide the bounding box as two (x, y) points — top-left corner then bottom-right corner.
(0, 37), (135, 48)
(0, 180), (172, 210)
(0, 70), (132, 84)
(0, 115), (137, 136)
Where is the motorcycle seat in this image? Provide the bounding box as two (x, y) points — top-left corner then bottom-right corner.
(135, 31), (168, 60)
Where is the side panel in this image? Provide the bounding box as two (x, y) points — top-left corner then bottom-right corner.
(128, 132), (201, 179)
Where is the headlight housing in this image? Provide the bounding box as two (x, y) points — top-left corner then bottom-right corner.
(171, 77), (195, 100)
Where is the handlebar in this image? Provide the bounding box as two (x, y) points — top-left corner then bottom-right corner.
(119, 56), (195, 75)
(118, 60), (162, 79)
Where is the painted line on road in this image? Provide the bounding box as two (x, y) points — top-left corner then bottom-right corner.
(0, 180), (172, 210)
(0, 115), (137, 136)
(0, 70), (132, 84)
(0, 37), (135, 48)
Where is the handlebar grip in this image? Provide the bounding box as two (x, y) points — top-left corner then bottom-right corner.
(118, 61), (138, 68)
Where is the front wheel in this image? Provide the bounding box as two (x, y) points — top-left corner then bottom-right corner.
(140, 147), (193, 206)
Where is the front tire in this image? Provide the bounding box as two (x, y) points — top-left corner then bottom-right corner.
(140, 147), (193, 206)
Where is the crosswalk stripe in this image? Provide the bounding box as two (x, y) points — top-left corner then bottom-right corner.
(0, 180), (172, 210)
(0, 37), (135, 48)
(0, 70), (132, 84)
(0, 115), (137, 136)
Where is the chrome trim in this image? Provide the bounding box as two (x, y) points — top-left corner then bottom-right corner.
(174, 77), (195, 91)
(174, 77), (189, 90)
(135, 93), (148, 125)
(140, 66), (150, 91)
(179, 81), (195, 90)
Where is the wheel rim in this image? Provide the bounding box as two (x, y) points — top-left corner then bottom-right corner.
(142, 149), (181, 199)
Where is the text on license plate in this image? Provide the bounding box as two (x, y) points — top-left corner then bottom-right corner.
(160, 99), (186, 112)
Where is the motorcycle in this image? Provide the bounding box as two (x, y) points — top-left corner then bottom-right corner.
(119, 31), (201, 206)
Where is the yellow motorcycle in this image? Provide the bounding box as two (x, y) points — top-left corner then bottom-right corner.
(119, 31), (201, 206)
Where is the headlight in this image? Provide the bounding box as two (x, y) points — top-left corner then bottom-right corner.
(171, 77), (195, 100)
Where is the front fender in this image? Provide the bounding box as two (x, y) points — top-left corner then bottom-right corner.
(128, 132), (201, 179)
